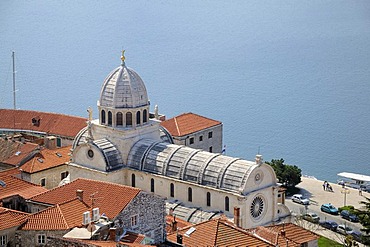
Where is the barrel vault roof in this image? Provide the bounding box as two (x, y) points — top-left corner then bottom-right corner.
(128, 139), (257, 193)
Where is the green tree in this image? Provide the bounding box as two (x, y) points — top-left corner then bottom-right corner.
(266, 158), (302, 187)
(358, 196), (370, 245)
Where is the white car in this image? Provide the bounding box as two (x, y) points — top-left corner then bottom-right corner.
(292, 194), (310, 205)
(337, 224), (354, 235)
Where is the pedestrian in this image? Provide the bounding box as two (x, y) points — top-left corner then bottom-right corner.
(359, 187), (363, 196)
(322, 182), (326, 191)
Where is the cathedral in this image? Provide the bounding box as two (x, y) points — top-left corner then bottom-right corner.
(69, 51), (290, 229)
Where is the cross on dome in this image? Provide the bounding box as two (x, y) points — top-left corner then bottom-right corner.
(121, 50), (126, 65)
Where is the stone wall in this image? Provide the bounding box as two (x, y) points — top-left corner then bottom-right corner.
(114, 191), (166, 244)
(0, 226), (18, 247)
(14, 230), (68, 247)
(45, 237), (97, 247)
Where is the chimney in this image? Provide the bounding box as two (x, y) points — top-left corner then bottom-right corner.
(76, 189), (84, 201)
(255, 154), (263, 166)
(176, 234), (183, 244)
(109, 228), (116, 242)
(234, 207), (241, 227)
(44, 136), (57, 150)
(280, 230), (286, 237)
(172, 216), (177, 232)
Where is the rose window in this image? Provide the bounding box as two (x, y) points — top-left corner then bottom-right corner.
(250, 196), (264, 219)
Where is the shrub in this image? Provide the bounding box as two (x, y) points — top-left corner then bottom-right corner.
(338, 205), (355, 213)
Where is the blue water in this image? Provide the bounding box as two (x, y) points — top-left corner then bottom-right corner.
(1, 1), (369, 183)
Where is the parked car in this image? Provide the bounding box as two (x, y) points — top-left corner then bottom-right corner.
(319, 220), (338, 231)
(302, 212), (320, 223)
(292, 194), (310, 205)
(320, 203), (339, 215)
(337, 224), (354, 235)
(350, 231), (363, 243)
(340, 210), (359, 222)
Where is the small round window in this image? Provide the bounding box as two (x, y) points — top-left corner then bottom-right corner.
(87, 149), (94, 158)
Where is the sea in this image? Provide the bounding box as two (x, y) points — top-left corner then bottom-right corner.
(0, 1), (369, 183)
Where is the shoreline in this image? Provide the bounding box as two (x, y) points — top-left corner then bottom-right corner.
(296, 176), (368, 210)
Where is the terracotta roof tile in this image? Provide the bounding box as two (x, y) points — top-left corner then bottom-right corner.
(160, 112), (221, 137)
(2, 141), (39, 166)
(265, 223), (319, 245)
(0, 109), (87, 138)
(167, 217), (272, 247)
(20, 145), (71, 173)
(166, 215), (193, 234)
(0, 174), (48, 200)
(0, 167), (21, 176)
(248, 223), (319, 246)
(29, 178), (141, 219)
(0, 207), (29, 230)
(21, 198), (89, 230)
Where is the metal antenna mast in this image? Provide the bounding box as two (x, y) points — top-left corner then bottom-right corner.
(12, 51), (16, 110)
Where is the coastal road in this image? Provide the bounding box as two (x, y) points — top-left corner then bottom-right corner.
(283, 176), (369, 245)
(285, 199), (362, 232)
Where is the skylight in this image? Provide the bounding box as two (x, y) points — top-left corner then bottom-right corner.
(37, 158), (44, 163)
(184, 227), (196, 237)
(55, 152), (62, 157)
(15, 151), (21, 156)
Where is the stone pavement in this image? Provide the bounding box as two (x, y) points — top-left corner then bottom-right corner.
(291, 176), (369, 246)
(297, 176), (368, 210)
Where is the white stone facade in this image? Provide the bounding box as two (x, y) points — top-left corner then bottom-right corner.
(70, 56), (290, 230)
(172, 124), (223, 153)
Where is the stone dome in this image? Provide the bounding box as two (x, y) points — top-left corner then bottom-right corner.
(98, 62), (149, 109)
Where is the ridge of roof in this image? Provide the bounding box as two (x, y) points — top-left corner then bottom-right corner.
(0, 109), (87, 137)
(20, 145), (71, 173)
(21, 198), (90, 230)
(0, 208), (30, 230)
(160, 112), (222, 137)
(173, 116), (181, 136)
(0, 108), (86, 120)
(29, 178), (142, 219)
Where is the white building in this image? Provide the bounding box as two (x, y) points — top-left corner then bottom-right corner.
(69, 53), (290, 229)
(160, 112), (223, 153)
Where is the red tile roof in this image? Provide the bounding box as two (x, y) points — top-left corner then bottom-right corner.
(247, 223), (320, 246)
(0, 167), (21, 176)
(0, 109), (87, 138)
(20, 145), (71, 173)
(29, 178), (141, 219)
(0, 139), (39, 166)
(0, 207), (29, 230)
(160, 112), (221, 137)
(0, 174), (48, 200)
(167, 217), (272, 247)
(166, 215), (193, 234)
(21, 198), (90, 230)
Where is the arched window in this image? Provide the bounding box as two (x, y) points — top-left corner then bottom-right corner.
(207, 192), (211, 207)
(151, 178), (155, 192)
(225, 196), (229, 211)
(188, 187), (192, 202)
(131, 174), (135, 187)
(143, 109), (148, 123)
(170, 183), (174, 197)
(101, 110), (106, 124)
(108, 111), (112, 126)
(116, 112), (123, 126)
(126, 112), (132, 126)
(136, 111), (141, 125)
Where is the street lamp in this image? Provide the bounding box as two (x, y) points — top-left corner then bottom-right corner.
(341, 188), (350, 206)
